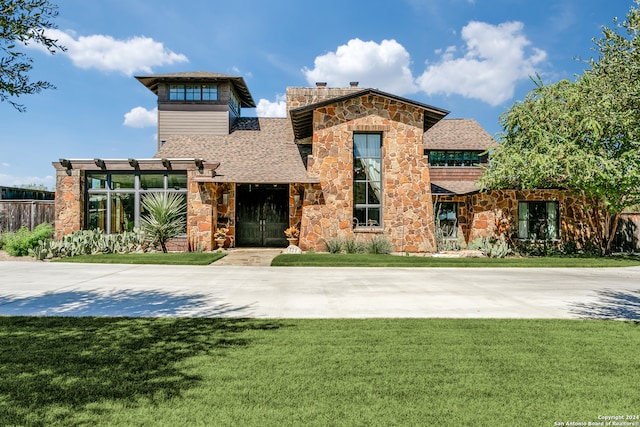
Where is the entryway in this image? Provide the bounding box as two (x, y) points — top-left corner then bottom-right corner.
(235, 184), (288, 247)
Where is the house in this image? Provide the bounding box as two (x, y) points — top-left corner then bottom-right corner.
(52, 71), (604, 252)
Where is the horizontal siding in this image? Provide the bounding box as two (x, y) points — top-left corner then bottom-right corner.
(429, 167), (484, 181)
(159, 111), (229, 141)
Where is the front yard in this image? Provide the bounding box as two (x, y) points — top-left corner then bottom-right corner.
(1, 318), (638, 426)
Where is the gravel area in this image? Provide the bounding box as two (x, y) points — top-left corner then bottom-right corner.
(0, 250), (37, 262)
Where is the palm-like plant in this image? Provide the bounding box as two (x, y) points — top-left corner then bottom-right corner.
(139, 192), (186, 253)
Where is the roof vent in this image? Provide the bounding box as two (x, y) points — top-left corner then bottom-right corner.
(316, 82), (327, 88)
(350, 81), (359, 88)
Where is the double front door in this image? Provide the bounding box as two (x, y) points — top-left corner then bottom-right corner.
(235, 184), (288, 247)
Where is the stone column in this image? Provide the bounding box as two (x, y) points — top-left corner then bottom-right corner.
(54, 168), (83, 239)
(187, 172), (214, 251)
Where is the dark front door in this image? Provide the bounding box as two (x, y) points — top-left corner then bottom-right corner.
(236, 184), (288, 247)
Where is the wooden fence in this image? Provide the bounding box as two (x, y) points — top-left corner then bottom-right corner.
(614, 213), (640, 252)
(0, 200), (55, 232)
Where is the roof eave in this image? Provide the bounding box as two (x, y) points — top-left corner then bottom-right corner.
(289, 88), (448, 140)
(134, 74), (256, 108)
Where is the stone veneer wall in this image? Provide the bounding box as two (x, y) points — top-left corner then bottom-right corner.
(298, 93), (436, 253)
(186, 171), (215, 251)
(464, 189), (604, 247)
(54, 169), (83, 239)
(286, 87), (364, 113)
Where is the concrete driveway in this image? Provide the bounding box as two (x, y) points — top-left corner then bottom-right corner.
(0, 261), (639, 319)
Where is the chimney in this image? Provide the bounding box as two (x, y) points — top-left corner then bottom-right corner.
(350, 81), (359, 88)
(316, 82), (327, 89)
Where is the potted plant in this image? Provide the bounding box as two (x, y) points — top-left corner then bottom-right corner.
(214, 227), (229, 249)
(284, 226), (299, 246)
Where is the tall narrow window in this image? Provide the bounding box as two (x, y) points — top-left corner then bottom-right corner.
(353, 133), (382, 227)
(434, 202), (457, 238)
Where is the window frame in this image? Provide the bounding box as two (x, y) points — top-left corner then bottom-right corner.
(85, 171), (188, 234)
(427, 150), (485, 167)
(168, 84), (218, 101)
(353, 132), (383, 228)
(518, 201), (559, 240)
(434, 202), (458, 239)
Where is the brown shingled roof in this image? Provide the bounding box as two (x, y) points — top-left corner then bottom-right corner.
(154, 118), (317, 183)
(424, 118), (495, 150)
(431, 180), (480, 195)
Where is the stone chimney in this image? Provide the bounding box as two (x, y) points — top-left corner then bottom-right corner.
(286, 83), (366, 114)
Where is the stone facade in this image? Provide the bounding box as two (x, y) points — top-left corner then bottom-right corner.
(435, 189), (604, 248)
(297, 93), (437, 253)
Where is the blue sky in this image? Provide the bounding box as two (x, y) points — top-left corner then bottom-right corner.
(0, 0), (634, 189)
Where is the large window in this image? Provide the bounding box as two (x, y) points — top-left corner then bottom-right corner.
(168, 84), (218, 101)
(86, 172), (187, 234)
(518, 201), (559, 240)
(434, 202), (457, 238)
(353, 133), (382, 227)
(428, 151), (485, 167)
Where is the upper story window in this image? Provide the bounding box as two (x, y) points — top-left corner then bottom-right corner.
(169, 84), (218, 101)
(353, 133), (382, 228)
(427, 150), (485, 167)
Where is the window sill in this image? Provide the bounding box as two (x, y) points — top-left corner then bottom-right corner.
(353, 227), (384, 234)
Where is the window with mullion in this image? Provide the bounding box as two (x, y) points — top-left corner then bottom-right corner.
(518, 201), (559, 240)
(353, 133), (382, 227)
(85, 171), (187, 234)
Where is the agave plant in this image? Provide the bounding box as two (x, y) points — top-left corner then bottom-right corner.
(139, 192), (186, 253)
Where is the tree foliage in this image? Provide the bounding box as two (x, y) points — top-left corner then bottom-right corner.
(480, 1), (640, 252)
(0, 0), (65, 111)
(139, 192), (187, 253)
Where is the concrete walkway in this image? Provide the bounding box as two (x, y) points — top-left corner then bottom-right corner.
(1, 258), (639, 319)
(211, 248), (282, 266)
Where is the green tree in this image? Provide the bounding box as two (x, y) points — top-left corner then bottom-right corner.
(139, 192), (187, 253)
(480, 1), (640, 253)
(1, 0), (65, 112)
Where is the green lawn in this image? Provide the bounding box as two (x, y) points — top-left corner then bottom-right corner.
(0, 318), (638, 426)
(52, 252), (225, 265)
(272, 253), (640, 267)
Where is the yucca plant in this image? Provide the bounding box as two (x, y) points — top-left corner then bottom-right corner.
(139, 192), (186, 253)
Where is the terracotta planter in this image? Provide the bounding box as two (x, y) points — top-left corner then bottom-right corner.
(287, 238), (298, 246)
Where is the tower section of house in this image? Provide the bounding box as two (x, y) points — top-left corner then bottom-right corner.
(288, 87), (449, 252)
(135, 72), (256, 148)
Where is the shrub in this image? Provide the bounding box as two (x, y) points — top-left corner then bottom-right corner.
(468, 236), (512, 258)
(4, 223), (54, 256)
(30, 228), (148, 260)
(343, 237), (365, 254)
(323, 238), (343, 254)
(365, 235), (393, 254)
(139, 192), (187, 253)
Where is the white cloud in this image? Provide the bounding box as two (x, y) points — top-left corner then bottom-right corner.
(1, 162), (10, 168)
(416, 21), (547, 106)
(123, 106), (157, 128)
(302, 38), (417, 94)
(39, 29), (188, 75)
(256, 94), (287, 117)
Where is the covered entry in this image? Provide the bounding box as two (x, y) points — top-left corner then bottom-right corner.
(235, 184), (288, 247)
